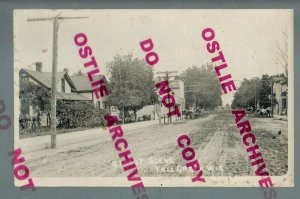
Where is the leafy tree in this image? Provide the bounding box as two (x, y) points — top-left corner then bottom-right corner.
(232, 74), (277, 110)
(259, 74), (272, 109)
(106, 54), (158, 123)
(20, 80), (51, 114)
(182, 64), (222, 110)
(231, 78), (262, 109)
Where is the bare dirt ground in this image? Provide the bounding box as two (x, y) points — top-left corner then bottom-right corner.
(24, 111), (288, 177)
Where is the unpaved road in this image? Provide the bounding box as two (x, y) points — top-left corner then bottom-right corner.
(24, 112), (288, 177)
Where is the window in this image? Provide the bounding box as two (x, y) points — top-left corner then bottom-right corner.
(282, 98), (287, 110)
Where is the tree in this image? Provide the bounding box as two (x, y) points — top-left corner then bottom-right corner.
(182, 64), (222, 110)
(20, 80), (51, 114)
(276, 31), (288, 85)
(106, 54), (158, 123)
(259, 74), (272, 109)
(231, 78), (262, 109)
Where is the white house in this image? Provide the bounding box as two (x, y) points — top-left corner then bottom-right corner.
(19, 62), (107, 127)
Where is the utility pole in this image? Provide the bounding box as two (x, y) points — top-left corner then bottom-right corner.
(28, 15), (88, 149)
(270, 78), (274, 117)
(252, 77), (259, 110)
(254, 81), (257, 110)
(156, 71), (178, 123)
(193, 87), (196, 109)
(122, 80), (130, 124)
(184, 84), (202, 110)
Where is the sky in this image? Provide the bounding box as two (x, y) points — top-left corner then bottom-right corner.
(14, 9), (293, 105)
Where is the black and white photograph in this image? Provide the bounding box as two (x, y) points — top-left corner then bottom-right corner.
(13, 9), (293, 187)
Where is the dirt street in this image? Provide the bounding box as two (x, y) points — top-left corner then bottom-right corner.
(24, 111), (288, 177)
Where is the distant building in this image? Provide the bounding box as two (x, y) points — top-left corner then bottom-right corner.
(272, 77), (288, 116)
(19, 62), (107, 126)
(169, 76), (185, 109)
(155, 76), (185, 117)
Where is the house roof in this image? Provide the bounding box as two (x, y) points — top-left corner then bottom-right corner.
(19, 68), (97, 101)
(20, 68), (106, 94)
(57, 92), (91, 101)
(70, 75), (105, 92)
(20, 69), (77, 90)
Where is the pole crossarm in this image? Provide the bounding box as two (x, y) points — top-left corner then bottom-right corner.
(156, 71), (178, 74)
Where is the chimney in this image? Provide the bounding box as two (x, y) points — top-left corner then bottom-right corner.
(36, 62), (42, 73)
(63, 68), (69, 73)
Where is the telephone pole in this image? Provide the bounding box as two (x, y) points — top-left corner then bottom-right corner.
(27, 15), (88, 149)
(156, 71), (178, 123)
(270, 78), (274, 117)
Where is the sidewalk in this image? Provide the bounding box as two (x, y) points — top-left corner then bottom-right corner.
(16, 118), (175, 154)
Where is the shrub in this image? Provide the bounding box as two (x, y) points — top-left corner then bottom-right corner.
(57, 101), (108, 128)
